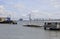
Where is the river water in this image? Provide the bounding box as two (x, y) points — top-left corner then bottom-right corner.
(0, 21), (60, 39)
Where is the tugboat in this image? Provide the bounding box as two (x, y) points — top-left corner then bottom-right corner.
(0, 17), (17, 24)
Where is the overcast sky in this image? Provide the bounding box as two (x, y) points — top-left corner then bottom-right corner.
(0, 0), (60, 20)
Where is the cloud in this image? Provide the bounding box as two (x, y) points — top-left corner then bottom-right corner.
(0, 1), (26, 19)
(31, 10), (39, 13)
(27, 9), (60, 19)
(0, 5), (14, 18)
(0, 5), (4, 12)
(1, 0), (60, 20)
(50, 0), (60, 8)
(0, 5), (7, 17)
(27, 10), (50, 19)
(10, 3), (26, 15)
(11, 3), (25, 11)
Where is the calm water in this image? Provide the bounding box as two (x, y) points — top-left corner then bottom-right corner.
(0, 21), (60, 39)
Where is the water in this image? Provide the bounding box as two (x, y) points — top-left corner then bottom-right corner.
(0, 21), (60, 39)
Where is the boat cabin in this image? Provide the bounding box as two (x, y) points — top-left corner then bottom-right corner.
(44, 21), (60, 30)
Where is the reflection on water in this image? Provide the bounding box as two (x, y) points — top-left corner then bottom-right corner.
(0, 21), (60, 39)
(45, 30), (60, 39)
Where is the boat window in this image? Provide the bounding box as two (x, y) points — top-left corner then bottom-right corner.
(55, 22), (57, 24)
(48, 23), (51, 25)
(45, 22), (46, 24)
(0, 18), (2, 21)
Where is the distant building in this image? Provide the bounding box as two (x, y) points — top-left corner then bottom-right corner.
(19, 18), (23, 21)
(0, 17), (11, 22)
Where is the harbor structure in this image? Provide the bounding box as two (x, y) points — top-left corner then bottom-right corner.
(44, 20), (60, 30)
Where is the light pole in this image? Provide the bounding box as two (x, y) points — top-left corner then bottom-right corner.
(29, 13), (31, 25)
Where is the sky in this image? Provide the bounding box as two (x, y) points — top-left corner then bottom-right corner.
(0, 0), (60, 20)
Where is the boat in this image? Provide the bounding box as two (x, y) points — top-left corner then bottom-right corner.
(44, 21), (60, 30)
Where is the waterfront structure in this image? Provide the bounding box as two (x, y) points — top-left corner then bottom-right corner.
(44, 21), (60, 30)
(0, 17), (8, 22)
(0, 17), (17, 24)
